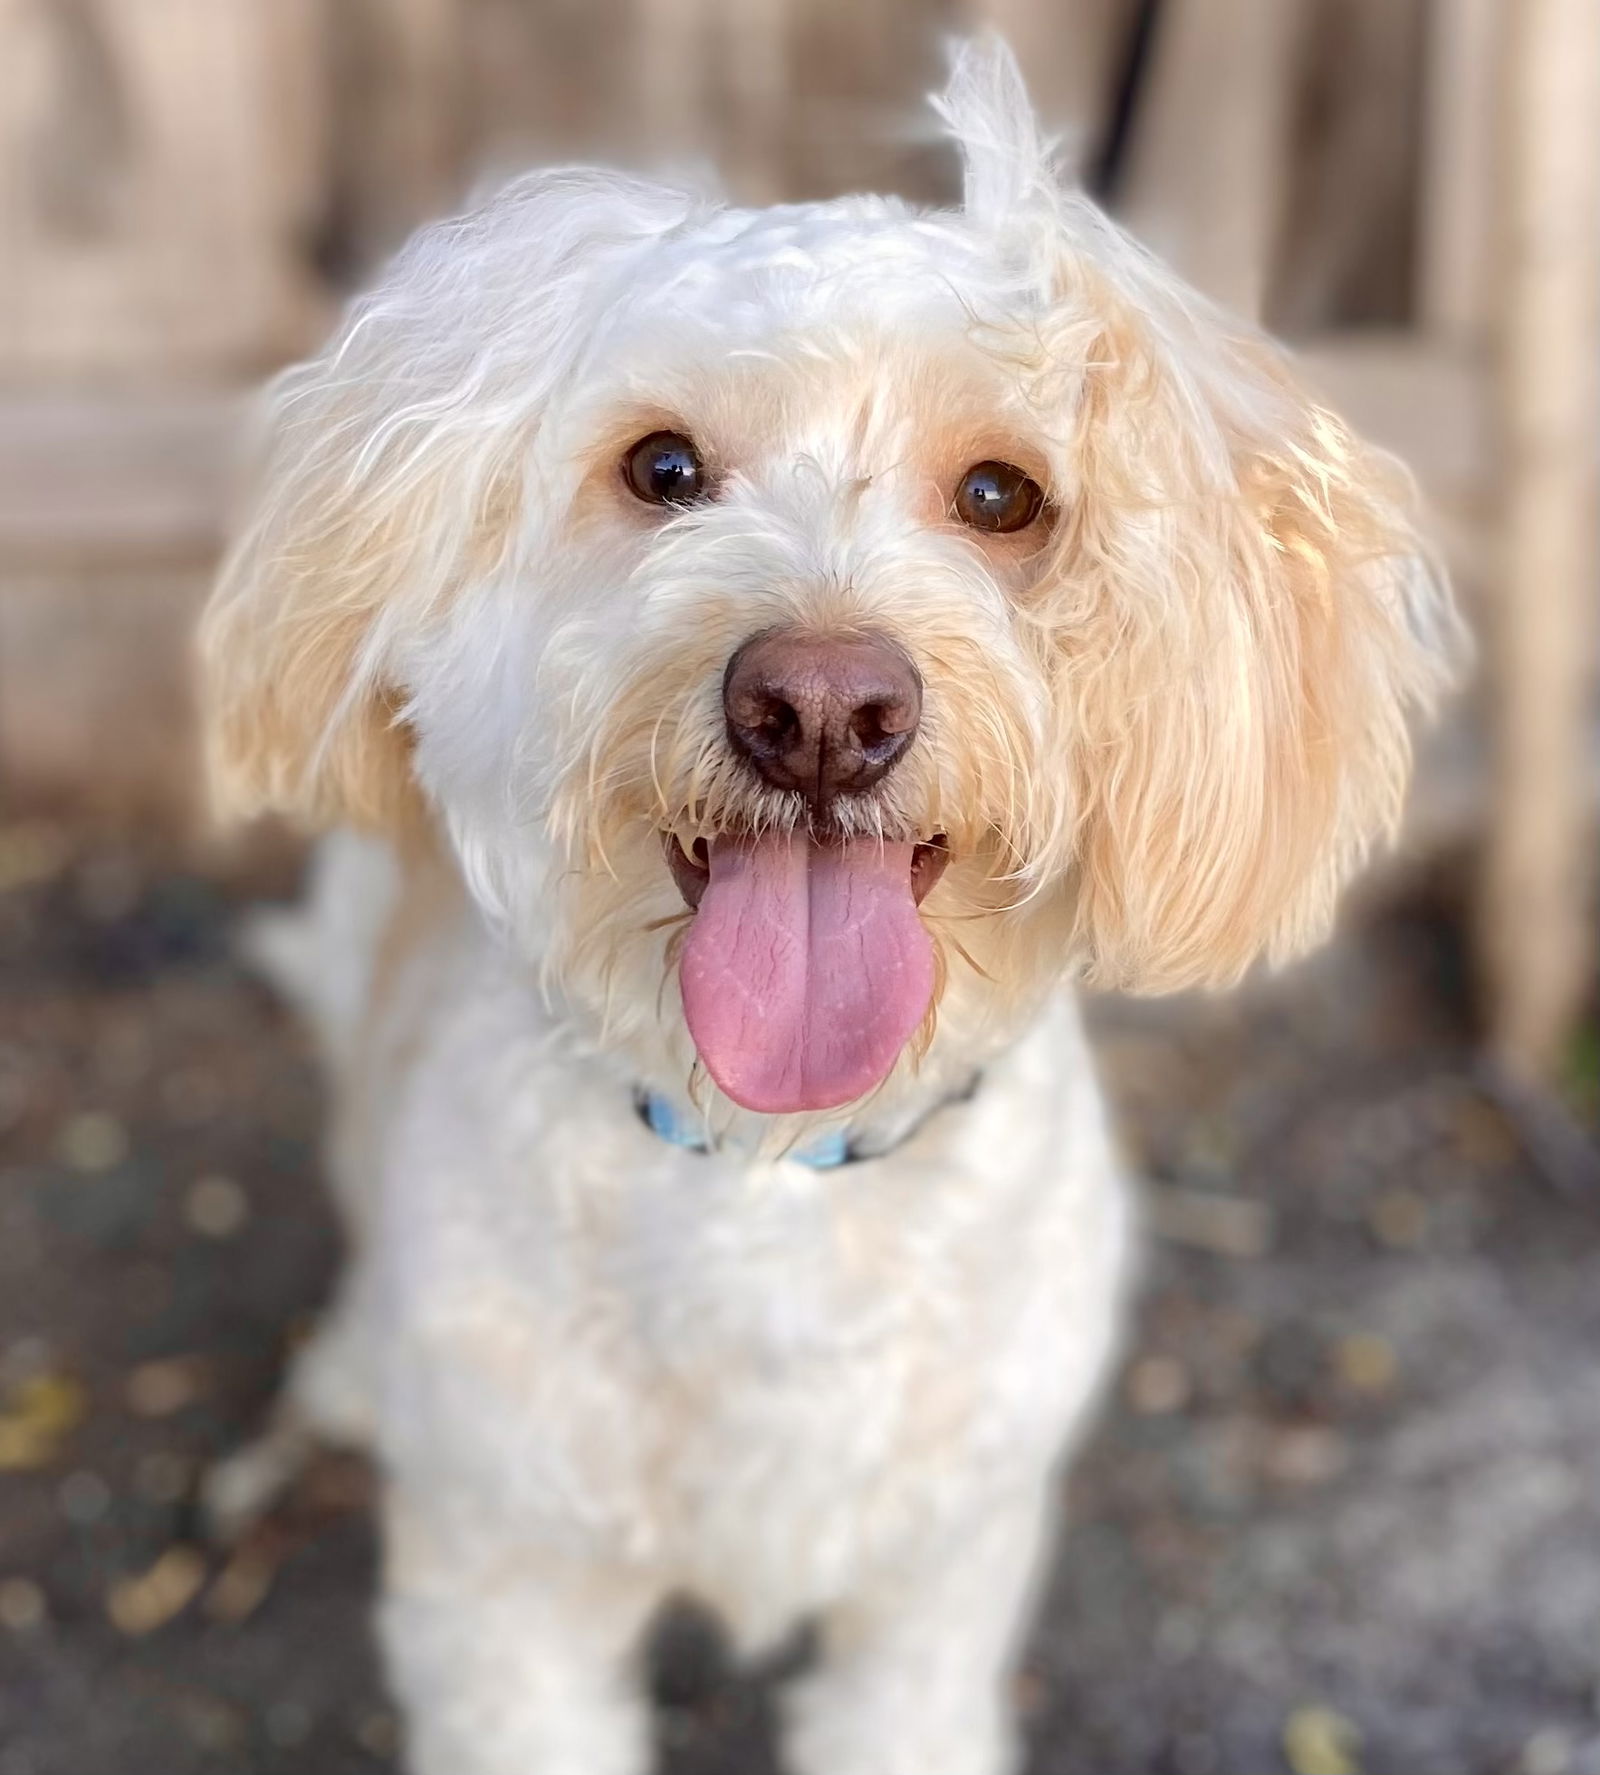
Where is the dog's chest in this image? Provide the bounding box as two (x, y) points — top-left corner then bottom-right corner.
(578, 1151), (1093, 1628)
(377, 991), (1126, 1640)
(400, 1132), (1111, 1629)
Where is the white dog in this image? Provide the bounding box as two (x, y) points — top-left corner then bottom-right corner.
(200, 39), (1452, 1775)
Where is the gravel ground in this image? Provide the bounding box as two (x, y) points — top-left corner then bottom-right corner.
(0, 831), (1596, 1775)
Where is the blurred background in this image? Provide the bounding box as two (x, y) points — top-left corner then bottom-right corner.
(0, 2), (1595, 1771)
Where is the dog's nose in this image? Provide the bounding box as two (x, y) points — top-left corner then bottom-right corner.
(723, 628), (922, 804)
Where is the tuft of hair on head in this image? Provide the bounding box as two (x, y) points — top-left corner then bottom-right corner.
(932, 34), (1061, 222)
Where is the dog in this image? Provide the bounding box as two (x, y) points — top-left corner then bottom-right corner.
(199, 38), (1453, 1775)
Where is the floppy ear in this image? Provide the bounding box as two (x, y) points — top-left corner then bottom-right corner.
(200, 169), (701, 831)
(1039, 257), (1459, 990)
(200, 386), (433, 830)
(934, 36), (1457, 990)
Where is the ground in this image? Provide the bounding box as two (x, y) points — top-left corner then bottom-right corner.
(0, 831), (1596, 1775)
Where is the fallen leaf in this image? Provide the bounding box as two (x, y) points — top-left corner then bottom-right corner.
(1335, 1333), (1398, 1397)
(107, 1546), (207, 1636)
(1264, 1428), (1350, 1489)
(1284, 1704), (1362, 1775)
(204, 1538), (285, 1625)
(1369, 1189), (1427, 1250)
(1126, 1354), (1192, 1415)
(0, 1577), (47, 1633)
(1148, 1183), (1274, 1259)
(125, 1357), (207, 1419)
(0, 1374), (87, 1471)
(56, 1111), (130, 1173)
(185, 1176), (249, 1240)
(0, 823), (70, 894)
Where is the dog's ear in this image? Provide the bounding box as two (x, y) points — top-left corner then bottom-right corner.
(1034, 260), (1459, 991)
(200, 403), (429, 830)
(200, 169), (700, 832)
(934, 37), (1457, 989)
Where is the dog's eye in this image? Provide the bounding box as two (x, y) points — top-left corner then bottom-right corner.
(624, 431), (708, 507)
(953, 461), (1044, 534)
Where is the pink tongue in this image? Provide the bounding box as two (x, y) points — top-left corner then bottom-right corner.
(679, 835), (934, 1115)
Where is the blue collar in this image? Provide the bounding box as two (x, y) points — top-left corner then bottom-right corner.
(633, 1070), (981, 1170)
(636, 1090), (854, 1168)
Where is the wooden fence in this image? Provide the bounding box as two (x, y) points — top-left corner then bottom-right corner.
(0, 0), (1594, 1076)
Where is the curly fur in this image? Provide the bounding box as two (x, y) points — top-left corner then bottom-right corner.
(200, 38), (1454, 1775)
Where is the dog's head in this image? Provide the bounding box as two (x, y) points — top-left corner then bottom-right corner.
(202, 41), (1454, 1126)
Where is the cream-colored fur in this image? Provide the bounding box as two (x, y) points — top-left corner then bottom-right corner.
(200, 40), (1454, 1775)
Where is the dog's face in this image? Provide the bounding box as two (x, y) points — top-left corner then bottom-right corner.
(203, 44), (1453, 1125)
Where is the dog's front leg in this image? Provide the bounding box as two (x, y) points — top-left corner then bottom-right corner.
(783, 1484), (1054, 1775)
(379, 1487), (660, 1775)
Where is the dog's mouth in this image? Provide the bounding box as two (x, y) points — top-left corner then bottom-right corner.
(665, 831), (950, 1116)
(665, 832), (949, 912)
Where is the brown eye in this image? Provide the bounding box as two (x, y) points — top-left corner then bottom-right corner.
(624, 431), (707, 506)
(953, 460), (1044, 534)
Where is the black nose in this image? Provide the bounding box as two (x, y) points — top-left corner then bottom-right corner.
(723, 628), (922, 806)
